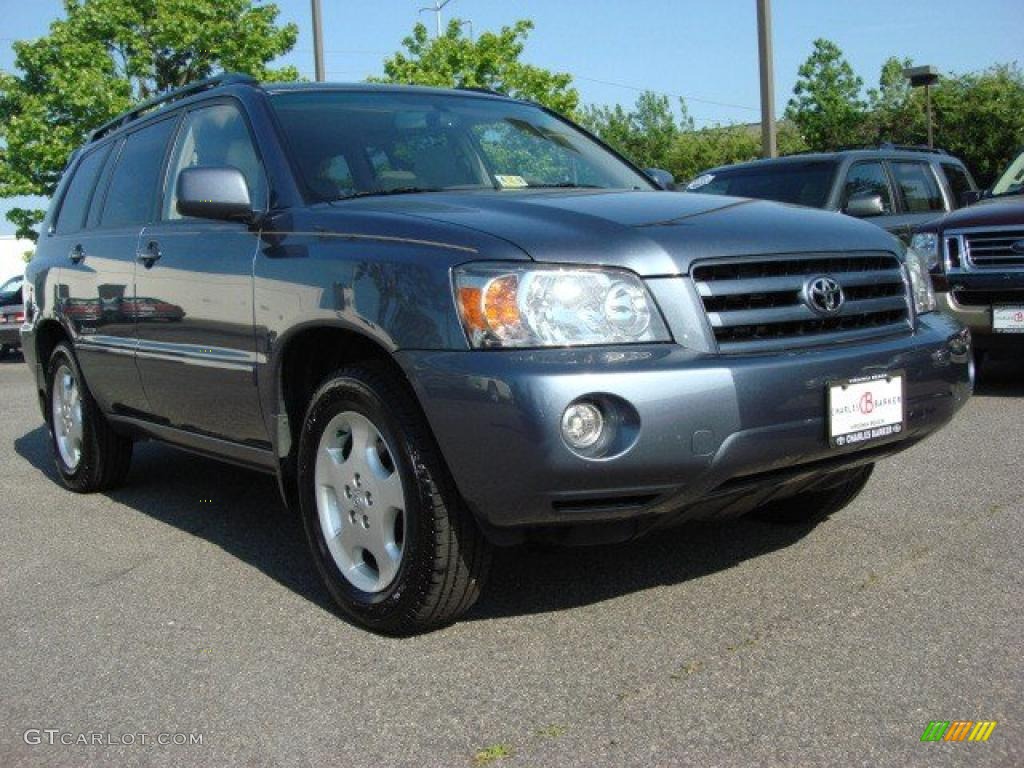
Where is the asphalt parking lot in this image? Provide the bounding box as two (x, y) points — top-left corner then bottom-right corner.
(0, 353), (1021, 768)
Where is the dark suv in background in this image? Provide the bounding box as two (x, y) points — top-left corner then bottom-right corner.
(21, 75), (972, 634)
(0, 274), (24, 358)
(911, 147), (1024, 363)
(687, 146), (978, 243)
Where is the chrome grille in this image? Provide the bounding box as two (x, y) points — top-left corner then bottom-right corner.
(962, 228), (1024, 269)
(692, 254), (911, 353)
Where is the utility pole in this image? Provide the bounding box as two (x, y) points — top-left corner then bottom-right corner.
(756, 0), (777, 158)
(311, 0), (325, 82)
(419, 0), (455, 37)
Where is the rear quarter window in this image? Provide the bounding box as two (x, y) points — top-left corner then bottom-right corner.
(54, 144), (112, 235)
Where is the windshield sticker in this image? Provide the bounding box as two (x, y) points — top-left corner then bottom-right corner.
(495, 175), (529, 189)
(686, 174), (714, 191)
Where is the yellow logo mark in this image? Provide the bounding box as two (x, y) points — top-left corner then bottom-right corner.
(968, 721), (998, 742)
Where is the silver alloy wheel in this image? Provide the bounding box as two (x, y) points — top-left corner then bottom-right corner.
(52, 364), (83, 471)
(314, 410), (407, 593)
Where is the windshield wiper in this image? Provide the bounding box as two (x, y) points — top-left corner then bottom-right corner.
(520, 182), (605, 190)
(333, 187), (445, 201)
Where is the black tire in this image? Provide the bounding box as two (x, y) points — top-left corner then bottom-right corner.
(45, 342), (133, 492)
(751, 464), (874, 525)
(0, 345), (9, 359)
(297, 364), (491, 635)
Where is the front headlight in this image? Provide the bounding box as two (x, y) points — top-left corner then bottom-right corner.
(454, 263), (671, 348)
(904, 247), (937, 315)
(909, 232), (940, 271)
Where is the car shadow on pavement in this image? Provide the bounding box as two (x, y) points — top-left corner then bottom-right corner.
(14, 424), (815, 624)
(974, 355), (1024, 398)
(469, 520), (809, 621)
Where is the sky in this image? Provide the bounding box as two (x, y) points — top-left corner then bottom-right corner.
(1, 0), (1022, 235)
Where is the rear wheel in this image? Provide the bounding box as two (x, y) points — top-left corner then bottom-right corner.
(297, 364), (491, 635)
(0, 344), (10, 359)
(752, 464), (874, 525)
(46, 342), (133, 492)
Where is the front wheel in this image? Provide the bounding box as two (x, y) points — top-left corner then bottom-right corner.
(46, 342), (133, 492)
(297, 365), (491, 635)
(751, 464), (874, 525)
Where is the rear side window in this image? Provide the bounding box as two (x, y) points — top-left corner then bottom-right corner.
(55, 144), (111, 235)
(891, 161), (944, 213)
(841, 162), (893, 215)
(100, 117), (178, 228)
(940, 163), (975, 208)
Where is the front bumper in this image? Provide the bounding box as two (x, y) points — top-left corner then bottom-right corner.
(937, 291), (1024, 351)
(397, 313), (972, 534)
(0, 323), (21, 348)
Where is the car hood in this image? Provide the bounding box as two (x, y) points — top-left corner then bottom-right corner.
(330, 190), (900, 276)
(933, 195), (1024, 232)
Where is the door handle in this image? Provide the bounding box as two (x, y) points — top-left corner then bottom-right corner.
(69, 244), (85, 264)
(137, 240), (162, 268)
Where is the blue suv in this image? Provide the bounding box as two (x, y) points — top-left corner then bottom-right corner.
(21, 75), (972, 633)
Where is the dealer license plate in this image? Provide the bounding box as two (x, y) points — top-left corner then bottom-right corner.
(827, 372), (905, 448)
(993, 306), (1024, 333)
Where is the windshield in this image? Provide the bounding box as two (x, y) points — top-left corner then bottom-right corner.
(990, 149), (1024, 197)
(0, 275), (23, 299)
(686, 160), (838, 208)
(269, 90), (653, 201)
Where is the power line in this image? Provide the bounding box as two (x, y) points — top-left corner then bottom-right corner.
(573, 75), (759, 113)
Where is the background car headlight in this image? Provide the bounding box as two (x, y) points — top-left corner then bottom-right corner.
(910, 232), (940, 271)
(904, 247), (937, 314)
(454, 263), (671, 348)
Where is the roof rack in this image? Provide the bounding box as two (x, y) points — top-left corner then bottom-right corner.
(455, 85), (509, 98)
(877, 142), (948, 155)
(88, 72), (259, 143)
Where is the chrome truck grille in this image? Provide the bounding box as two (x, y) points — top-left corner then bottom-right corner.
(691, 253), (912, 354)
(950, 227), (1024, 270)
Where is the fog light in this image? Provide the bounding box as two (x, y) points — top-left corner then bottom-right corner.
(561, 402), (604, 450)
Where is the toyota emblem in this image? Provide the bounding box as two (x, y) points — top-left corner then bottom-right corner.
(1010, 239), (1024, 255)
(803, 276), (845, 315)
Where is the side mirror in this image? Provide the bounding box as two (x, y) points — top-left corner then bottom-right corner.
(176, 166), (254, 222)
(644, 168), (677, 191)
(844, 192), (886, 218)
(960, 189), (984, 207)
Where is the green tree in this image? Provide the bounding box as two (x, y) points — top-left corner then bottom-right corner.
(864, 56), (917, 144)
(931, 64), (1024, 186)
(0, 0), (298, 240)
(785, 39), (866, 150)
(580, 91), (693, 171)
(375, 19), (578, 116)
(667, 122), (807, 183)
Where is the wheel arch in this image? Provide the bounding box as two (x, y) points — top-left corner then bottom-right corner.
(270, 323), (430, 511)
(32, 319), (72, 416)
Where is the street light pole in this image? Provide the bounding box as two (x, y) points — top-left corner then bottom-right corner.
(311, 0), (325, 82)
(925, 83), (933, 148)
(902, 65), (940, 149)
(756, 0), (777, 158)
(419, 0), (455, 38)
